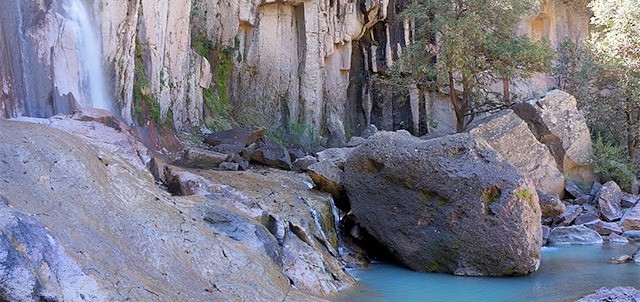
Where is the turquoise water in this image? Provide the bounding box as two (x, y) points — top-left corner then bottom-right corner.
(332, 244), (640, 302)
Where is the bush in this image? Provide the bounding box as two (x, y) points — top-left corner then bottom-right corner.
(592, 135), (637, 191)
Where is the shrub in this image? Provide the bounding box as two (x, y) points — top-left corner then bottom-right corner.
(592, 135), (637, 192)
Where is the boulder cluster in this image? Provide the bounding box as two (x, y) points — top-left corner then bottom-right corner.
(543, 180), (640, 246)
(302, 90), (604, 276)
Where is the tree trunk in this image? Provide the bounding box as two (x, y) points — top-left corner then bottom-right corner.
(627, 99), (640, 164)
(503, 77), (511, 106)
(449, 70), (465, 133)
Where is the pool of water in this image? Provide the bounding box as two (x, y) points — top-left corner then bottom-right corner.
(331, 244), (640, 302)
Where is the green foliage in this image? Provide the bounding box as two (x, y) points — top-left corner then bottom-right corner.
(383, 0), (552, 132)
(482, 187), (501, 206)
(266, 119), (320, 152)
(203, 87), (235, 131)
(555, 0), (640, 164)
(515, 189), (537, 213)
(592, 135), (637, 192)
(133, 41), (163, 124)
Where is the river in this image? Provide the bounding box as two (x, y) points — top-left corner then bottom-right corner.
(332, 243), (640, 302)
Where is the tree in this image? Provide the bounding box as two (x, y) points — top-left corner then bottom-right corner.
(383, 0), (553, 132)
(556, 0), (640, 163)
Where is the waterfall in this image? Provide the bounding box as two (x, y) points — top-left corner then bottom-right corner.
(65, 0), (114, 113)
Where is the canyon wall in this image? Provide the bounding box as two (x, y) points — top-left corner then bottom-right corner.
(0, 0), (592, 143)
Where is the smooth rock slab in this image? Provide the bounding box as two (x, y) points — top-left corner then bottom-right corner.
(345, 131), (542, 276)
(548, 225), (603, 245)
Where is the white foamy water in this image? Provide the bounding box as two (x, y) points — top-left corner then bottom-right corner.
(65, 0), (113, 113)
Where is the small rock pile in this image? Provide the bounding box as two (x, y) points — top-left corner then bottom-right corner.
(182, 127), (317, 171)
(544, 180), (640, 245)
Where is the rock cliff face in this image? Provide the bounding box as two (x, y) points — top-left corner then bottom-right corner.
(0, 0), (591, 141)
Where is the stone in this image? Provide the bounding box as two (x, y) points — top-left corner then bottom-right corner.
(609, 254), (633, 264)
(590, 182), (603, 196)
(211, 139), (246, 155)
(360, 124), (378, 138)
(292, 155), (318, 172)
(252, 143), (292, 170)
(565, 181), (586, 199)
(219, 162), (240, 171)
(242, 143), (257, 161)
(345, 131), (542, 276)
(316, 147), (354, 170)
(575, 286), (640, 302)
(622, 231), (640, 241)
(537, 190), (566, 219)
(547, 225), (603, 245)
(288, 147), (307, 162)
(307, 161), (346, 204)
(572, 194), (596, 206)
(231, 155), (250, 171)
(470, 110), (565, 197)
(513, 90), (595, 187)
(621, 193), (639, 208)
(182, 147), (230, 169)
(583, 220), (623, 235)
(346, 136), (367, 147)
(607, 233), (629, 244)
(555, 205), (583, 226)
(620, 204), (640, 231)
(573, 212), (599, 225)
(596, 181), (623, 222)
(204, 128), (265, 147)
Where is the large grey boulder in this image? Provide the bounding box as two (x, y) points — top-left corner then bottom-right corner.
(470, 110), (565, 197)
(548, 225), (603, 245)
(596, 181), (623, 222)
(514, 90), (595, 187)
(344, 131), (542, 276)
(575, 286), (640, 302)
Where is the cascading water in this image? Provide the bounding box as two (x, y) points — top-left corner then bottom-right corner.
(64, 0), (114, 113)
(0, 0), (116, 118)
